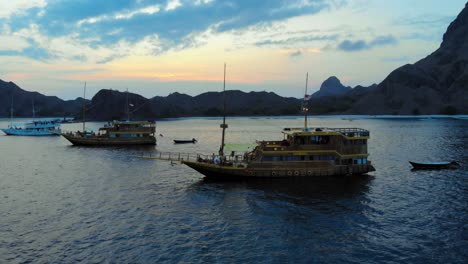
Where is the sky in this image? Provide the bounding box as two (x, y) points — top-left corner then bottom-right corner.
(0, 0), (466, 100)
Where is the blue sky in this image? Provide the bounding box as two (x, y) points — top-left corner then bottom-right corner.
(0, 0), (466, 99)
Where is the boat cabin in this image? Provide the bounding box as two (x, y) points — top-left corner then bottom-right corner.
(255, 127), (370, 166)
(98, 121), (156, 138)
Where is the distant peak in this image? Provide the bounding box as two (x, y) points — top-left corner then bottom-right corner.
(320, 76), (347, 90)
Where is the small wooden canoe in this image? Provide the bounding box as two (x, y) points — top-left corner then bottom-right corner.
(409, 161), (460, 170)
(174, 138), (197, 144)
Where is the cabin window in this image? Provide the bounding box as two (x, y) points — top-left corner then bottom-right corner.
(310, 136), (329, 144)
(264, 156), (280, 162)
(310, 136), (320, 144)
(120, 134), (137, 138)
(286, 155), (300, 161)
(345, 139), (367, 145)
(353, 158), (365, 164)
(319, 155), (332, 160)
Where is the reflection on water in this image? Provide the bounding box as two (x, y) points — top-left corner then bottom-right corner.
(0, 117), (467, 263)
(192, 175), (373, 201)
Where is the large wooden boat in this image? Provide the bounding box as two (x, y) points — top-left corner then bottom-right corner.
(144, 68), (375, 179)
(62, 120), (156, 146)
(181, 126), (375, 179)
(61, 83), (156, 146)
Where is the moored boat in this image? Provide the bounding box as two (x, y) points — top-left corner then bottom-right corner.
(409, 161), (460, 170)
(1, 120), (61, 136)
(1, 95), (61, 136)
(61, 83), (156, 146)
(61, 120), (156, 146)
(174, 138), (197, 144)
(181, 126), (375, 179)
(144, 68), (376, 179)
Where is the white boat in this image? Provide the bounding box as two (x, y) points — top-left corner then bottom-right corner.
(1, 95), (61, 136)
(1, 120), (61, 136)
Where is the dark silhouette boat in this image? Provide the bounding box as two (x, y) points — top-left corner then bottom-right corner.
(174, 138), (197, 144)
(409, 161), (460, 170)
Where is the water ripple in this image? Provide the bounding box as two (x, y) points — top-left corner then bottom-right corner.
(0, 118), (467, 263)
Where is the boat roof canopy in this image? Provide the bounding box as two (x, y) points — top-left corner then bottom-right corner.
(112, 120), (155, 125)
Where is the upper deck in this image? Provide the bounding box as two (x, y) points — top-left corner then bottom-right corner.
(282, 127), (370, 139)
(99, 120), (156, 135)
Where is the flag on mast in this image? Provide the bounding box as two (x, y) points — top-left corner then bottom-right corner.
(304, 94), (311, 100)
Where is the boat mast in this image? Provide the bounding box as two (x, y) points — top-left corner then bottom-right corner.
(126, 88), (130, 121)
(303, 72), (309, 130)
(219, 63), (228, 156)
(82, 82), (86, 132)
(32, 97), (35, 119)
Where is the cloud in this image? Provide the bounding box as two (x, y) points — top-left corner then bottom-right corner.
(337, 35), (398, 52)
(255, 34), (339, 47)
(369, 35), (397, 46)
(289, 51), (302, 57)
(6, 0), (334, 46)
(0, 0), (46, 19)
(395, 14), (455, 28)
(337, 39), (368, 51)
(165, 0), (182, 11)
(0, 0), (341, 63)
(0, 36), (30, 51)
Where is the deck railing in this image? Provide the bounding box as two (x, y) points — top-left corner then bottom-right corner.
(138, 151), (251, 164)
(327, 128), (370, 137)
(283, 127), (370, 137)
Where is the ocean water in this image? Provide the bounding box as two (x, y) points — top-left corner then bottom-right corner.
(0, 116), (467, 263)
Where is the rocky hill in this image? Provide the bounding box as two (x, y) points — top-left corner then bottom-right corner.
(0, 79), (85, 118)
(87, 89), (300, 120)
(349, 2), (468, 114)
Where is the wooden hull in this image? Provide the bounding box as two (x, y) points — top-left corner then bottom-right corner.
(182, 160), (375, 179)
(62, 134), (156, 146)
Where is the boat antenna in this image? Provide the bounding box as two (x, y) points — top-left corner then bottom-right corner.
(219, 63), (228, 156)
(303, 72), (309, 130)
(10, 93), (14, 127)
(82, 82), (86, 132)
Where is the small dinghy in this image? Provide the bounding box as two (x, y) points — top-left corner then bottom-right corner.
(174, 138), (197, 144)
(409, 161), (460, 170)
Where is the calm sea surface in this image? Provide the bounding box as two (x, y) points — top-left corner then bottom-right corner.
(0, 116), (467, 263)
